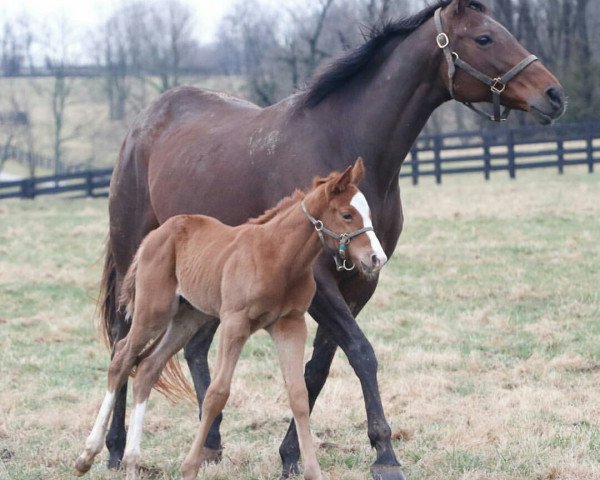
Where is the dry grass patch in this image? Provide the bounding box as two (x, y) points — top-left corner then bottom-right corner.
(1, 170), (599, 479)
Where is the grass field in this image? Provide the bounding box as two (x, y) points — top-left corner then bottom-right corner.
(1, 170), (599, 480)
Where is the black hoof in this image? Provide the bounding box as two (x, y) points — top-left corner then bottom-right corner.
(370, 464), (407, 480)
(280, 461), (301, 479)
(201, 447), (223, 466)
(107, 452), (123, 470)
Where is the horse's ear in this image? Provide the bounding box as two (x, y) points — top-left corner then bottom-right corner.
(328, 165), (353, 196)
(351, 157), (365, 185)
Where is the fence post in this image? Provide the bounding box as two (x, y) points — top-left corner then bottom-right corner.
(410, 147), (419, 186)
(434, 136), (442, 184)
(507, 130), (516, 179)
(483, 132), (491, 181)
(557, 128), (564, 174)
(20, 178), (35, 199)
(86, 171), (94, 197)
(587, 123), (594, 174)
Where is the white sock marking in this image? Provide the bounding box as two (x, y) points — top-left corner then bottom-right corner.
(350, 192), (388, 266)
(86, 390), (115, 453)
(124, 400), (148, 460)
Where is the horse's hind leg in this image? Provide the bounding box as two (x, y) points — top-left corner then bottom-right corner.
(181, 315), (249, 480)
(269, 315), (322, 480)
(122, 305), (211, 480)
(106, 312), (130, 469)
(184, 316), (223, 463)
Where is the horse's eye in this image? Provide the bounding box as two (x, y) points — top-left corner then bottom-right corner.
(342, 212), (353, 221)
(475, 35), (493, 46)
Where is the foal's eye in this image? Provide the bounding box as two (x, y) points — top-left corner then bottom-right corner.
(475, 35), (493, 46)
(342, 212), (353, 221)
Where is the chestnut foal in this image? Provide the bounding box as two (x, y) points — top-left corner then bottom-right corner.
(75, 158), (387, 480)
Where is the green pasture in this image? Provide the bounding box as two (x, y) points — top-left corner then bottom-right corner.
(0, 169), (599, 479)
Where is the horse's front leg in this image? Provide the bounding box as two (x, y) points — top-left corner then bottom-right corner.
(279, 325), (337, 477)
(280, 268), (405, 480)
(269, 315), (322, 480)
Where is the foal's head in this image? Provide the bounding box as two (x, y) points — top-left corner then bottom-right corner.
(308, 157), (387, 277)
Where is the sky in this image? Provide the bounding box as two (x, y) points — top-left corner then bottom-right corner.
(0, 0), (236, 43)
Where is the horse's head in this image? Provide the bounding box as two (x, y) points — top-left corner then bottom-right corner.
(437, 0), (565, 124)
(308, 157), (387, 278)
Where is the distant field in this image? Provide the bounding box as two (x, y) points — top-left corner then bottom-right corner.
(0, 170), (599, 479)
(0, 75), (246, 174)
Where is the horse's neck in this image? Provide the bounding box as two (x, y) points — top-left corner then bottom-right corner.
(308, 20), (448, 190)
(264, 201), (323, 274)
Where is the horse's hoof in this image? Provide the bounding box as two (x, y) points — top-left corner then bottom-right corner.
(370, 464), (407, 480)
(201, 447), (223, 465)
(107, 451), (124, 470)
(74, 456), (92, 476)
(181, 460), (201, 480)
(280, 461), (301, 478)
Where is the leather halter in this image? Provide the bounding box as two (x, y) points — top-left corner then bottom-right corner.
(301, 200), (373, 272)
(434, 7), (538, 122)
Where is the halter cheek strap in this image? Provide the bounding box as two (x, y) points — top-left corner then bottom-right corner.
(301, 200), (373, 272)
(434, 7), (538, 122)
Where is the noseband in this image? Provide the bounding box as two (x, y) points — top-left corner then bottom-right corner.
(301, 201), (373, 272)
(434, 7), (538, 122)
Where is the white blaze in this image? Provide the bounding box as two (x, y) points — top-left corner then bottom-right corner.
(350, 192), (388, 266)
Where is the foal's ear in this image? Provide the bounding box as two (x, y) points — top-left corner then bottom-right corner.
(328, 164), (354, 196)
(351, 157), (365, 185)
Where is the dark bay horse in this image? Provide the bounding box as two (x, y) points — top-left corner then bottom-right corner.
(100, 0), (565, 478)
(77, 159), (381, 480)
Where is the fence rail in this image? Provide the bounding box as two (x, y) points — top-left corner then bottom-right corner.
(1, 145), (87, 174)
(400, 121), (599, 184)
(0, 122), (598, 199)
(0, 169), (112, 199)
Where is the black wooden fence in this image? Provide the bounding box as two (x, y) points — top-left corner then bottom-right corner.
(0, 169), (112, 199)
(0, 122), (598, 199)
(401, 121), (599, 184)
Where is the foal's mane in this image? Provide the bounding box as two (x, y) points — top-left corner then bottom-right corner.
(300, 0), (453, 109)
(249, 189), (306, 225)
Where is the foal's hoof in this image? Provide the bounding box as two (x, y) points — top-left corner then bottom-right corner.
(370, 464), (407, 480)
(201, 447), (223, 465)
(74, 456), (93, 476)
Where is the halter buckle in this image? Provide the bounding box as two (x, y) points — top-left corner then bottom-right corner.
(491, 78), (506, 95)
(436, 33), (449, 49)
(314, 220), (323, 232)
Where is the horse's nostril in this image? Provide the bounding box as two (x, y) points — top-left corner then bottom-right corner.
(546, 86), (564, 111)
(371, 254), (380, 269)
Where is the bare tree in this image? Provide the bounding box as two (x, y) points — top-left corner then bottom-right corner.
(1, 17), (33, 76)
(34, 17), (81, 174)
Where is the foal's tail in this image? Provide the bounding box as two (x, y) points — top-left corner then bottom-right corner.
(117, 247), (196, 404)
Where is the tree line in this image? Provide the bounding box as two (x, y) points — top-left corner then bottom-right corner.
(1, 0), (598, 175)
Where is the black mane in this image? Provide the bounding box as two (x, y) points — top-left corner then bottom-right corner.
(300, 0), (452, 108)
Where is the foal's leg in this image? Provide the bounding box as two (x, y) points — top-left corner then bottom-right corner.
(279, 325), (337, 476)
(122, 310), (209, 480)
(269, 315), (322, 480)
(75, 291), (177, 475)
(181, 315), (249, 480)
